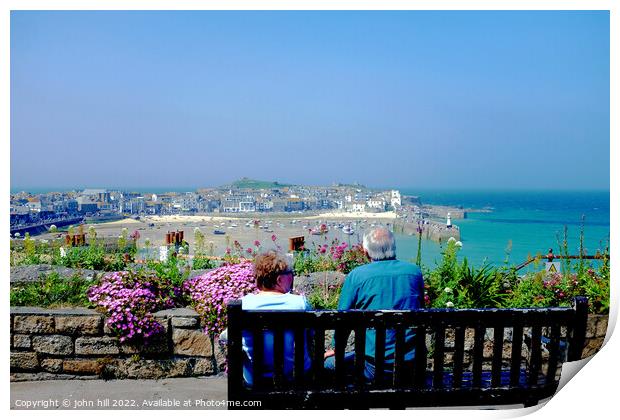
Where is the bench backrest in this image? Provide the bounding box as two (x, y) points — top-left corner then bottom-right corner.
(227, 297), (588, 409)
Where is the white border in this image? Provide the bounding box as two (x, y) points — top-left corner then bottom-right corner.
(2, 2), (616, 420)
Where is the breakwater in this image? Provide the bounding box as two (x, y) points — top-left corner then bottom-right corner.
(393, 219), (460, 243)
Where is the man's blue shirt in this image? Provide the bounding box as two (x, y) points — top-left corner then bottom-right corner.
(337, 259), (425, 365)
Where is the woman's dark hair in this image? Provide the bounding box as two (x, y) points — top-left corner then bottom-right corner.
(253, 250), (291, 290)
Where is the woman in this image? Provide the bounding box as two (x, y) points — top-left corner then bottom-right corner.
(239, 250), (312, 387)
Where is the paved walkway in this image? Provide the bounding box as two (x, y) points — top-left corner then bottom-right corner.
(11, 376), (228, 410)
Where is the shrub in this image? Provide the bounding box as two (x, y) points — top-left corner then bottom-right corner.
(87, 271), (180, 343)
(183, 261), (257, 336)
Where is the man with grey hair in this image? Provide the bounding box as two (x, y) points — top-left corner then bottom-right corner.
(324, 225), (425, 382)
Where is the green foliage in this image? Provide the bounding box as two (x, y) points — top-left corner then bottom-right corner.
(192, 257), (215, 270)
(455, 263), (510, 308)
(10, 272), (96, 307)
(307, 281), (342, 310)
(229, 177), (291, 189)
(61, 246), (106, 270)
(507, 245), (610, 314)
(145, 253), (191, 288)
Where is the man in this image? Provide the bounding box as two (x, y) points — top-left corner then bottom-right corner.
(324, 226), (425, 381)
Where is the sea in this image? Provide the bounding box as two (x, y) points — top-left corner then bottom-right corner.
(395, 189), (610, 271)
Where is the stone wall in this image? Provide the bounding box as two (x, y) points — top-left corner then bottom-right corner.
(10, 307), (224, 381)
(582, 314), (608, 358)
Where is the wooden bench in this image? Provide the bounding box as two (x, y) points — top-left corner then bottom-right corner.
(227, 297), (588, 409)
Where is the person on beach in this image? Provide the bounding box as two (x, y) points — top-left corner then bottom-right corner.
(237, 250), (312, 386)
(323, 226), (425, 382)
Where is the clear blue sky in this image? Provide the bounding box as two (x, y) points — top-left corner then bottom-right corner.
(10, 11), (610, 191)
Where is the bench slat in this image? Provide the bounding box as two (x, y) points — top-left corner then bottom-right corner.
(510, 322), (524, 387)
(491, 325), (504, 387)
(472, 325), (485, 388)
(545, 324), (562, 384)
(374, 326), (386, 388)
(252, 328), (265, 390)
(294, 328), (306, 387)
(393, 326), (406, 387)
(452, 326), (465, 389)
(312, 328), (325, 387)
(413, 326), (427, 389)
(237, 308), (575, 330)
(354, 327), (367, 388)
(433, 325), (445, 388)
(334, 328), (347, 388)
(273, 327), (285, 389)
(528, 324), (543, 386)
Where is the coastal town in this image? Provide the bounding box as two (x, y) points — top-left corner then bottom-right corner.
(10, 179), (465, 249)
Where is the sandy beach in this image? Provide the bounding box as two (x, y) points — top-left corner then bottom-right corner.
(37, 212), (399, 255)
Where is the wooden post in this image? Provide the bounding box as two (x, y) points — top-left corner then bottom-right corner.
(227, 300), (244, 407)
(568, 296), (589, 361)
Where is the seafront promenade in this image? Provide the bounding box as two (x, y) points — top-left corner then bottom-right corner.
(11, 377), (228, 410)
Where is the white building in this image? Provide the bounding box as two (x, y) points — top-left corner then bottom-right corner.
(390, 190), (402, 208)
(349, 201), (367, 212)
(367, 198), (386, 210)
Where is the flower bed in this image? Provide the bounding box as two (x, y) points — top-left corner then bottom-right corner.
(182, 261), (257, 336)
(87, 271), (180, 343)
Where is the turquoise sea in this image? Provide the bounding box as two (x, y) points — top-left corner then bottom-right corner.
(395, 190), (610, 271)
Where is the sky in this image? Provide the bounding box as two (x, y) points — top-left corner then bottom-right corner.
(10, 11), (610, 191)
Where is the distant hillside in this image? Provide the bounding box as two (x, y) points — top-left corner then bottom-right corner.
(225, 178), (292, 189)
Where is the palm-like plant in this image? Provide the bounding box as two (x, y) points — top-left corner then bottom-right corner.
(456, 263), (509, 308)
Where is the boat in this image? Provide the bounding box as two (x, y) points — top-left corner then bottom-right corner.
(213, 230), (226, 235)
(342, 225), (354, 235)
(311, 223), (329, 235)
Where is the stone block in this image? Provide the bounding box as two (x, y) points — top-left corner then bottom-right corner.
(13, 316), (54, 334)
(172, 329), (212, 357)
(120, 335), (169, 355)
(192, 358), (214, 376)
(55, 315), (103, 335)
(214, 341), (227, 373)
(13, 334), (32, 349)
(596, 316), (609, 338)
(32, 335), (73, 356)
(11, 352), (39, 371)
(171, 317), (199, 328)
(169, 359), (191, 377)
(582, 338), (604, 359)
(586, 316), (598, 338)
(75, 337), (120, 355)
(117, 359), (170, 380)
(63, 359), (103, 375)
(41, 358), (64, 373)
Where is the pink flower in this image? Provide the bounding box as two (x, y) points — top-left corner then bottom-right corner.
(271, 234), (277, 242)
